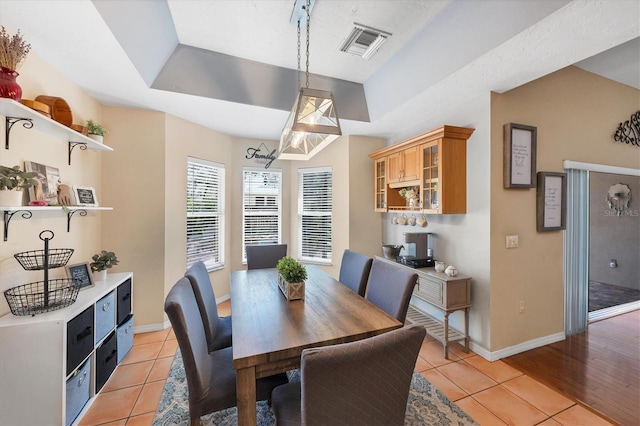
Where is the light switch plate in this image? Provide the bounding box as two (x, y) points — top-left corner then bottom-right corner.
(506, 235), (519, 248)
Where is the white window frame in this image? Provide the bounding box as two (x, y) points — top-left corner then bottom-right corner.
(186, 156), (225, 271)
(242, 167), (283, 263)
(297, 167), (332, 264)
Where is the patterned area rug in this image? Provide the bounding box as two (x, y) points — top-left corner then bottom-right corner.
(153, 351), (477, 426)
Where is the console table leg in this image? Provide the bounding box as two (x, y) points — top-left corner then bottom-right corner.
(443, 312), (450, 359)
(464, 307), (470, 353)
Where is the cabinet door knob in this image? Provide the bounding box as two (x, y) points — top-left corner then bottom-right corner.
(102, 301), (111, 311)
(78, 370), (87, 386)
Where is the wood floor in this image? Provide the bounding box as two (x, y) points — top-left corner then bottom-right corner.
(503, 310), (640, 426)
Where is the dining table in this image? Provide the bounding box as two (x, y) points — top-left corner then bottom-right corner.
(230, 265), (403, 426)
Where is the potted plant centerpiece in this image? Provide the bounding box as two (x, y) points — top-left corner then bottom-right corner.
(0, 164), (37, 206)
(276, 256), (307, 301)
(0, 26), (31, 100)
(90, 250), (119, 282)
(85, 119), (107, 144)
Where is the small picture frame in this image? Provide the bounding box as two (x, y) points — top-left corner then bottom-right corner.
(536, 172), (567, 232)
(65, 262), (95, 290)
(72, 186), (98, 207)
(504, 123), (537, 188)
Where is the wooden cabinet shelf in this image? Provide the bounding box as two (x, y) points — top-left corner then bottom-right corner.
(369, 125), (474, 214)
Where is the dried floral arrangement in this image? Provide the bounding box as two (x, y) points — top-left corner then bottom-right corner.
(0, 26), (31, 70)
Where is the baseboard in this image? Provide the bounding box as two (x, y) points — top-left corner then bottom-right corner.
(134, 320), (171, 334)
(216, 293), (230, 304)
(589, 300), (640, 322)
(473, 332), (566, 362)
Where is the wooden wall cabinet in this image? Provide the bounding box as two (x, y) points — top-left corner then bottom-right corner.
(369, 125), (474, 214)
(374, 158), (387, 211)
(387, 145), (419, 184)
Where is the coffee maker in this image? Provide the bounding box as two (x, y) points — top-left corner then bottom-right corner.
(397, 232), (434, 268)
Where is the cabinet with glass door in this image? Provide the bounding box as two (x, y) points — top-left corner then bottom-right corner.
(374, 158), (387, 211)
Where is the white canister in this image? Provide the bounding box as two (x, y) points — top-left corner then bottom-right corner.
(445, 265), (458, 277)
(434, 261), (445, 273)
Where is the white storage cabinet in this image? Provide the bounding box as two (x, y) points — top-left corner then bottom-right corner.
(0, 272), (133, 426)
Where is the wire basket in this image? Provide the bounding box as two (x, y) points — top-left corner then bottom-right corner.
(4, 278), (81, 316)
(13, 248), (75, 271)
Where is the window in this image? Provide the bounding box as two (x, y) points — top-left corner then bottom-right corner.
(298, 167), (332, 264)
(242, 168), (282, 262)
(186, 157), (225, 270)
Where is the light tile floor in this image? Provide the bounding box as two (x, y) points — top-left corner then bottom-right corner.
(80, 301), (613, 426)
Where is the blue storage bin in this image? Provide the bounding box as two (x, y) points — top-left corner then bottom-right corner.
(65, 359), (90, 426)
(95, 291), (115, 344)
(117, 314), (134, 364)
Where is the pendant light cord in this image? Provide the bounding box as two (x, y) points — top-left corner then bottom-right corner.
(297, 19), (301, 91)
(305, 0), (310, 88)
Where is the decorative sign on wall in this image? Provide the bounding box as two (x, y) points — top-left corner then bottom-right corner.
(246, 143), (277, 169)
(536, 171), (566, 232)
(503, 123), (537, 188)
(613, 110), (639, 147)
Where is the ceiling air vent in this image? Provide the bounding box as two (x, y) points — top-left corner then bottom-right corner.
(339, 23), (391, 60)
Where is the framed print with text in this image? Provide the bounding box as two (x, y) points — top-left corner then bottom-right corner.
(504, 123), (537, 188)
(536, 171), (566, 232)
(65, 262), (95, 290)
(72, 186), (98, 207)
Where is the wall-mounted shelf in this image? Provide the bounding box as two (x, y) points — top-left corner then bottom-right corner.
(0, 99), (113, 164)
(1, 206), (113, 241)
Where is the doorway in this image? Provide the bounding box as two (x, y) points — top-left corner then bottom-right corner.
(564, 162), (640, 335)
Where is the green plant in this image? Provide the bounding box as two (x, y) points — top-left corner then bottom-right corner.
(85, 119), (107, 136)
(90, 250), (119, 272)
(276, 256), (307, 283)
(0, 26), (31, 70)
(0, 165), (38, 191)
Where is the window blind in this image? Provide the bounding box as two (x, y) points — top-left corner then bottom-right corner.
(298, 167), (332, 263)
(242, 168), (282, 262)
(187, 157), (225, 270)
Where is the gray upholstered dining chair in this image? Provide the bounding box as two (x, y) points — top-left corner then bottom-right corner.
(271, 324), (426, 426)
(184, 261), (232, 352)
(164, 277), (288, 426)
(338, 249), (373, 297)
(246, 243), (287, 270)
(365, 258), (418, 322)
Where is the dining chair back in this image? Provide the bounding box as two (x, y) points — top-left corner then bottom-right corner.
(184, 261), (232, 352)
(246, 243), (288, 270)
(271, 324), (426, 426)
(338, 249), (373, 296)
(165, 278), (287, 425)
(365, 259), (418, 322)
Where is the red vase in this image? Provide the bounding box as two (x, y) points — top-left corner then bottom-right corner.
(0, 66), (22, 100)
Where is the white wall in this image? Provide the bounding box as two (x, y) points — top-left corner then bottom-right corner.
(381, 94), (493, 352)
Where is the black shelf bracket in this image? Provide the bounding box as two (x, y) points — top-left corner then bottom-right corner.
(3, 210), (33, 241)
(66, 209), (87, 232)
(5, 117), (33, 149)
(68, 142), (87, 165)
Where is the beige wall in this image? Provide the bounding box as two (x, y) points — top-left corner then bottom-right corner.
(0, 53), (104, 317)
(490, 66), (640, 351)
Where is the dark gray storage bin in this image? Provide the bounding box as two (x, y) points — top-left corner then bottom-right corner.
(95, 291), (115, 344)
(66, 305), (94, 375)
(116, 314), (134, 364)
(116, 279), (132, 326)
(65, 359), (90, 426)
(95, 331), (117, 393)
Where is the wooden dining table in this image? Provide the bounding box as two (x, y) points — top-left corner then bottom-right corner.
(230, 265), (403, 426)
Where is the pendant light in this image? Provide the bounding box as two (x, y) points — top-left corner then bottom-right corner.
(278, 0), (341, 161)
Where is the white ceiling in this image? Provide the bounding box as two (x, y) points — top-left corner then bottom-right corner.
(1, 0), (638, 142)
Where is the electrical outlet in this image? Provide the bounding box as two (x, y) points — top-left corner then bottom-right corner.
(519, 300), (525, 313)
(506, 235), (519, 249)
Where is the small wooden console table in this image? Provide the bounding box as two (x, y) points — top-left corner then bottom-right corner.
(378, 257), (471, 359)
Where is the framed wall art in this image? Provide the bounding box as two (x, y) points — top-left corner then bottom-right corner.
(65, 262), (95, 290)
(72, 186), (98, 207)
(24, 161), (61, 205)
(536, 171), (566, 232)
(503, 123), (537, 188)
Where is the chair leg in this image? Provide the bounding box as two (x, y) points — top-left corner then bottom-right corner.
(190, 416), (200, 426)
